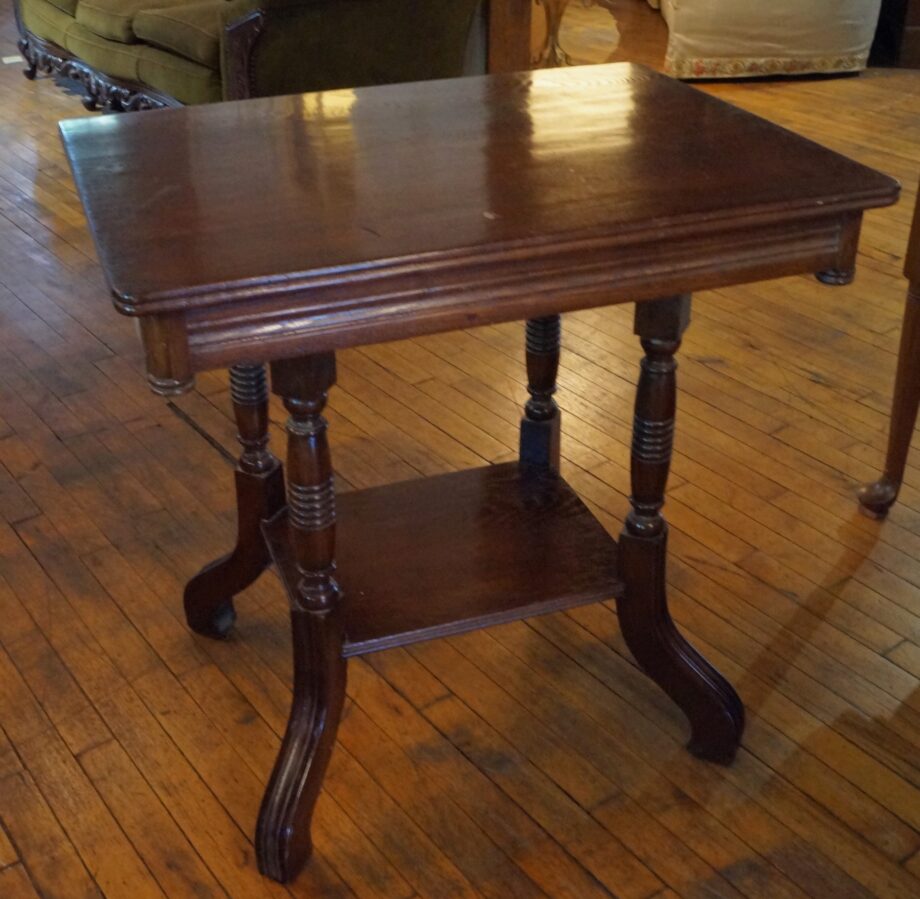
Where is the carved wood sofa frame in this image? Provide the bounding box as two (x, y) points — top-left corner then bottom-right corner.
(16, 27), (179, 110)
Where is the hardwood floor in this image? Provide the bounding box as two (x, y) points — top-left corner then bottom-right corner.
(1, 4), (920, 898)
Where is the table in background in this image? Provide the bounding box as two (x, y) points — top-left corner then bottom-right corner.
(61, 63), (898, 884)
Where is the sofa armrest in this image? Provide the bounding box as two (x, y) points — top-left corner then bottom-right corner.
(220, 0), (485, 101)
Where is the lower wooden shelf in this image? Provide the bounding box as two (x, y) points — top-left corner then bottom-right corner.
(263, 462), (623, 657)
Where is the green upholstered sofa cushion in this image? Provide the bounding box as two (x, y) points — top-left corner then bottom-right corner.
(65, 18), (145, 77)
(136, 43), (221, 101)
(75, 0), (194, 44)
(133, 1), (221, 68)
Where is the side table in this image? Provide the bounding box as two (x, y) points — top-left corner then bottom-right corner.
(60, 63), (899, 884)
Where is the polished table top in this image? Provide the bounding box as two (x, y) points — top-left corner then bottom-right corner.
(60, 63), (899, 373)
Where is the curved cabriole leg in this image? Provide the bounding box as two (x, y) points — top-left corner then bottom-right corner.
(520, 314), (561, 471)
(859, 284), (920, 518)
(257, 354), (346, 883)
(617, 295), (744, 764)
(184, 363), (284, 637)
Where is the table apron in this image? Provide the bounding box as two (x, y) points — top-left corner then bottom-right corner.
(154, 214), (847, 380)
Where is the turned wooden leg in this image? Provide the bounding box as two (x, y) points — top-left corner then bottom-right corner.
(184, 363), (284, 637)
(617, 295), (744, 764)
(520, 314), (561, 471)
(257, 353), (346, 883)
(859, 283), (920, 517)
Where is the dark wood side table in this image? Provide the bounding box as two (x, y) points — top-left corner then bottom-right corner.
(60, 64), (899, 885)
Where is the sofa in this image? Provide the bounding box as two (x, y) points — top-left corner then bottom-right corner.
(13, 0), (488, 110)
(646, 0), (883, 79)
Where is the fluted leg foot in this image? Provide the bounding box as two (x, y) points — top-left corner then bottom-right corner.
(256, 606), (346, 881)
(258, 353), (343, 883)
(623, 295), (744, 763)
(184, 463), (285, 637)
(618, 530), (744, 764)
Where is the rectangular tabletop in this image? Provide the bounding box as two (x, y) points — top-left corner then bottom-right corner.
(60, 63), (899, 374)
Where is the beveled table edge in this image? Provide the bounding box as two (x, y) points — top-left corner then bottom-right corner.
(110, 188), (898, 317)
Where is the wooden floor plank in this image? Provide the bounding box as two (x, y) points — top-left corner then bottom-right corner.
(0, 863), (43, 899)
(467, 622), (883, 899)
(369, 645), (749, 899)
(78, 739), (230, 899)
(0, 768), (103, 899)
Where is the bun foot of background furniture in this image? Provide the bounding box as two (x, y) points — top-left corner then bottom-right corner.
(857, 476), (899, 519)
(815, 268), (855, 286)
(256, 607), (346, 883)
(183, 462), (285, 638)
(617, 528), (745, 765)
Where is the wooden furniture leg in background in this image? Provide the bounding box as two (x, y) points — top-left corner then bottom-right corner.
(520, 314), (561, 470)
(859, 190), (920, 517)
(617, 295), (745, 764)
(533, 0), (620, 67)
(859, 284), (920, 516)
(184, 363), (285, 636)
(257, 353), (346, 883)
(534, 0), (570, 66)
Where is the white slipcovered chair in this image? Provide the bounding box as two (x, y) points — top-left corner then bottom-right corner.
(646, 0), (883, 79)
